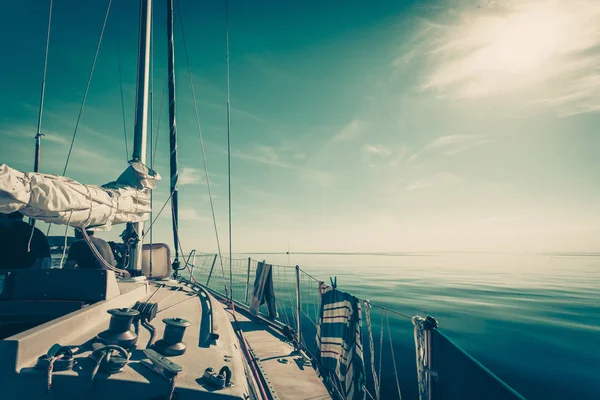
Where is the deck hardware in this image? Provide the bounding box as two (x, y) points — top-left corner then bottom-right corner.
(203, 367), (225, 388)
(153, 317), (191, 356)
(90, 343), (130, 374)
(277, 358), (289, 364)
(97, 308), (140, 349)
(132, 301), (158, 321)
(219, 366), (233, 387)
(424, 316), (438, 330)
(203, 366), (234, 388)
(35, 344), (76, 392)
(424, 367), (439, 382)
(35, 345), (74, 372)
(140, 349), (183, 380)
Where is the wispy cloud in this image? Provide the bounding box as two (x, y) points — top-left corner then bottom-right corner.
(233, 145), (289, 168)
(332, 119), (365, 142)
(408, 133), (491, 163)
(1, 125), (123, 174)
(197, 99), (266, 123)
(42, 134), (69, 145)
(178, 208), (207, 221)
(297, 167), (334, 187)
(362, 144), (407, 168)
(406, 172), (464, 191)
(233, 144), (334, 187)
(179, 167), (203, 186)
(416, 0), (600, 116)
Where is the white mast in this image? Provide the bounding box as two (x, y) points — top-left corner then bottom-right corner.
(128, 0), (152, 271)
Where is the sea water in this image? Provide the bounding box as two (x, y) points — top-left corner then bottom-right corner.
(236, 252), (600, 400)
(52, 251), (598, 399)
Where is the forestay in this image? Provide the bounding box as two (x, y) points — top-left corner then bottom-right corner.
(0, 161), (160, 230)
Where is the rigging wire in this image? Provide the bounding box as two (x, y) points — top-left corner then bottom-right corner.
(148, 3), (154, 277)
(386, 313), (403, 400)
(35, 0), (53, 160)
(169, 205), (200, 286)
(152, 75), (167, 166)
(225, 0), (233, 303)
(142, 191), (175, 239)
(117, 16), (129, 162)
(175, 0), (228, 292)
(34, 0), (52, 230)
(62, 0), (113, 176)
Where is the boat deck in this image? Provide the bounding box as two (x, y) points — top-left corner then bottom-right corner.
(227, 306), (331, 400)
(0, 277), (249, 399)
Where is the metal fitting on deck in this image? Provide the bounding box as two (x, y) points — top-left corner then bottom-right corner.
(153, 317), (191, 356)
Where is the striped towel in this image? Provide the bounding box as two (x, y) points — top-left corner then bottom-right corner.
(316, 282), (365, 400)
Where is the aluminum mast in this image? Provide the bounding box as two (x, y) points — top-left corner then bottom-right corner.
(167, 0), (181, 272)
(128, 0), (152, 271)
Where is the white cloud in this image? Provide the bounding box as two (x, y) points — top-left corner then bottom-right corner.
(178, 208), (206, 221)
(364, 144), (392, 157)
(362, 144), (407, 168)
(233, 144), (333, 187)
(233, 145), (288, 168)
(418, 0), (600, 116)
(406, 172), (464, 191)
(407, 134), (490, 163)
(179, 167), (203, 186)
(41, 134), (69, 145)
(332, 119), (365, 142)
(298, 167), (334, 187)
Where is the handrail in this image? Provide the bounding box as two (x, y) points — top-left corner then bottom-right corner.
(192, 252), (526, 400)
(179, 278), (219, 344)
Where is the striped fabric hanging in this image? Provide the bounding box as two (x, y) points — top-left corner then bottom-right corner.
(316, 282), (365, 400)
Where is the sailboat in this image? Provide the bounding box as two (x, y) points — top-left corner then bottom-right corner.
(0, 1), (526, 399)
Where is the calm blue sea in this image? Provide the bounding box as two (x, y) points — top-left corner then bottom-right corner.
(236, 252), (600, 400)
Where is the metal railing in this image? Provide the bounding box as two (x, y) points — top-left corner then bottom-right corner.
(183, 253), (524, 400)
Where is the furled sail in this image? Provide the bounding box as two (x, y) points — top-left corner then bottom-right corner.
(0, 161), (160, 230)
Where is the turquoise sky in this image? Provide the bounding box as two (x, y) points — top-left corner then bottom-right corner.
(2, 0), (600, 253)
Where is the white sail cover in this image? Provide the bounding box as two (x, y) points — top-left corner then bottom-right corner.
(0, 162), (161, 230)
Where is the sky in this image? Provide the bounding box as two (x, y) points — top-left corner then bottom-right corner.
(1, 0), (600, 253)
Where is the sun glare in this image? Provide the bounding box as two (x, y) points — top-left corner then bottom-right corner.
(425, 0), (600, 99)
